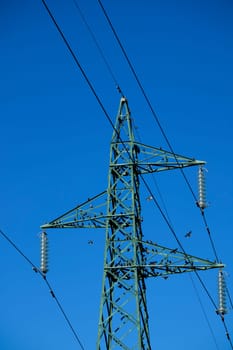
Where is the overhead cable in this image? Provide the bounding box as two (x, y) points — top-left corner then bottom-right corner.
(72, 0), (124, 96)
(189, 274), (220, 350)
(40, 2), (233, 348)
(41, 0), (116, 134)
(96, 0), (220, 263)
(140, 175), (233, 349)
(0, 228), (86, 350)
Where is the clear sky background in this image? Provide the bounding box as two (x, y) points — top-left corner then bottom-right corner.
(0, 0), (233, 349)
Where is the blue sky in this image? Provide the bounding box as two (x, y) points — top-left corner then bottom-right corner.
(0, 0), (233, 349)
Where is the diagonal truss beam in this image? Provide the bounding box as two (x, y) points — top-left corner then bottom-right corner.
(104, 239), (224, 279)
(110, 141), (205, 173)
(41, 191), (108, 229)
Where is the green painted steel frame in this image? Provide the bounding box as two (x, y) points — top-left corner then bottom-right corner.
(97, 98), (150, 349)
(41, 97), (223, 350)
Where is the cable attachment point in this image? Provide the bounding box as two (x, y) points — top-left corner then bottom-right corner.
(40, 231), (49, 274)
(216, 269), (227, 316)
(197, 166), (207, 209)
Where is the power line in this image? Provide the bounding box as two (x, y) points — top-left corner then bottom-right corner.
(149, 173), (174, 228)
(39, 1), (233, 348)
(72, 0), (124, 97)
(141, 175), (233, 349)
(39, 0), (147, 182)
(189, 274), (220, 350)
(42, 276), (86, 350)
(40, 0), (115, 134)
(221, 317), (233, 349)
(226, 284), (233, 310)
(96, 0), (172, 153)
(96, 0), (220, 264)
(40, 0), (184, 261)
(144, 165), (221, 349)
(70, 0), (218, 267)
(0, 228), (86, 350)
(94, 3), (233, 344)
(201, 210), (220, 262)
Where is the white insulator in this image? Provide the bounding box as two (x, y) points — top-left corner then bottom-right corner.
(216, 269), (227, 316)
(198, 166), (207, 209)
(40, 231), (49, 274)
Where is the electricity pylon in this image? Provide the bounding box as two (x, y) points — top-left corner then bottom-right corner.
(41, 97), (223, 349)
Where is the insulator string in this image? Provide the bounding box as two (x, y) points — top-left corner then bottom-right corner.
(41, 231), (49, 274)
(217, 269), (227, 316)
(197, 166), (207, 209)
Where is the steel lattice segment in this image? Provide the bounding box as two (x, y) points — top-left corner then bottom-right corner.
(114, 141), (206, 173)
(41, 191), (109, 229)
(41, 97), (222, 349)
(105, 239), (224, 279)
(97, 98), (151, 349)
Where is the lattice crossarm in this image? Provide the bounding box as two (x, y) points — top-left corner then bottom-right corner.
(103, 262), (224, 279)
(41, 190), (108, 230)
(142, 262), (224, 278)
(137, 240), (224, 277)
(130, 141), (205, 173)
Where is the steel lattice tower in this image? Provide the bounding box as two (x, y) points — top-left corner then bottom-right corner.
(41, 97), (223, 349)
